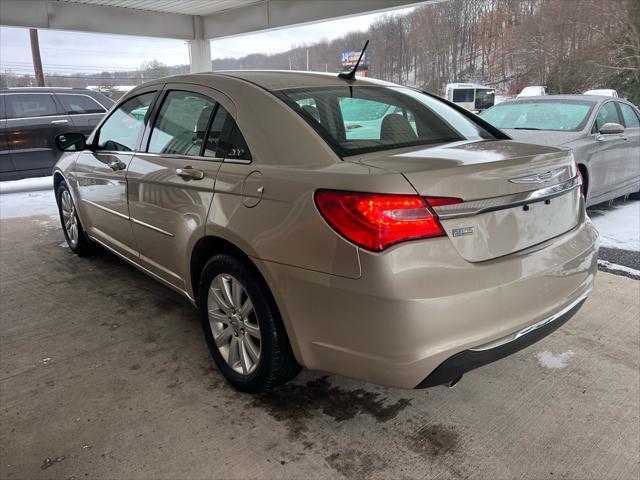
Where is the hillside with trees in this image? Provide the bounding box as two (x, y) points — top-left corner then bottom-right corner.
(2, 0), (638, 103)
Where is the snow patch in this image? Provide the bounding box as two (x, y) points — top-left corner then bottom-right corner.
(589, 200), (640, 252)
(598, 259), (640, 279)
(536, 350), (575, 369)
(0, 189), (58, 220)
(0, 175), (53, 194)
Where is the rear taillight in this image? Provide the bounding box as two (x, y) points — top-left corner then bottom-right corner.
(314, 190), (462, 252)
(576, 163), (584, 196)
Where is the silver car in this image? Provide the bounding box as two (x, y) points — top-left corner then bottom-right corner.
(481, 95), (640, 206)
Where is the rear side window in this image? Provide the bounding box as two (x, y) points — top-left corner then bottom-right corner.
(6, 94), (59, 119)
(97, 92), (155, 152)
(148, 91), (216, 156)
(595, 102), (621, 130)
(202, 107), (252, 161)
(224, 122), (252, 161)
(203, 105), (229, 158)
(57, 94), (106, 115)
(618, 103), (640, 128)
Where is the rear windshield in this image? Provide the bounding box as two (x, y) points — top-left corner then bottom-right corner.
(480, 101), (594, 131)
(278, 86), (494, 157)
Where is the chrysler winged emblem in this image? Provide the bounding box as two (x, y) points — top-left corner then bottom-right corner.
(509, 168), (564, 184)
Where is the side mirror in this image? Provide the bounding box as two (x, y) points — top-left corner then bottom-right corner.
(599, 123), (624, 135)
(55, 132), (87, 152)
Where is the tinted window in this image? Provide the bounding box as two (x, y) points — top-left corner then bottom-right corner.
(452, 89), (474, 103)
(618, 103), (640, 128)
(148, 91), (216, 156)
(203, 105), (229, 158)
(224, 122), (252, 161)
(338, 97), (417, 141)
(595, 102), (621, 130)
(280, 86), (493, 157)
(6, 94), (59, 119)
(57, 94), (106, 115)
(474, 89), (495, 110)
(481, 101), (592, 131)
(98, 92), (155, 152)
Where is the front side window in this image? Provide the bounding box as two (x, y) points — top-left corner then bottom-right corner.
(98, 92), (155, 151)
(481, 101), (593, 131)
(618, 103), (640, 128)
(280, 86), (493, 157)
(595, 102), (621, 131)
(6, 94), (59, 119)
(58, 94), (106, 115)
(148, 91), (216, 156)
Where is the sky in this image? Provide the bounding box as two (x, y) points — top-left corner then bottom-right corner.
(0, 5), (416, 76)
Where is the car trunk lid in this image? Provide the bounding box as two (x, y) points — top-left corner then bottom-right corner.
(348, 139), (581, 262)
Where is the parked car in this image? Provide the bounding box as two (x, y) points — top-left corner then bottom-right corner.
(0, 87), (114, 180)
(584, 89), (618, 98)
(480, 95), (640, 206)
(444, 82), (495, 112)
(517, 86), (547, 97)
(52, 71), (597, 393)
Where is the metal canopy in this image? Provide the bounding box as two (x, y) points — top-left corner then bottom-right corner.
(0, 0), (428, 72)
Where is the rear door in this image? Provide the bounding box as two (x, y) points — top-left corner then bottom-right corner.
(75, 89), (158, 261)
(126, 84), (231, 291)
(616, 102), (640, 189)
(4, 92), (74, 177)
(588, 100), (628, 200)
(55, 92), (109, 135)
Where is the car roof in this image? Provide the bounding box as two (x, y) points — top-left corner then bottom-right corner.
(496, 94), (610, 105)
(147, 70), (399, 92)
(0, 87), (98, 94)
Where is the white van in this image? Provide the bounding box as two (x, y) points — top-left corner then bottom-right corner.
(444, 83), (495, 112)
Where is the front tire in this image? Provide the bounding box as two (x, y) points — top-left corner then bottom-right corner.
(56, 181), (92, 256)
(199, 254), (300, 393)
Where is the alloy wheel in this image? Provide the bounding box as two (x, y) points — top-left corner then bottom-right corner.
(60, 190), (79, 247)
(207, 273), (261, 375)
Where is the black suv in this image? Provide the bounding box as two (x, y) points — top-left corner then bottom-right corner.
(0, 87), (114, 180)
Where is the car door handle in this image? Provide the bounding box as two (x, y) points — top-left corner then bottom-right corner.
(107, 160), (126, 171)
(51, 119), (69, 124)
(176, 166), (204, 180)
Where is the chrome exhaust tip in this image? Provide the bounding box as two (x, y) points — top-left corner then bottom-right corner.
(446, 375), (463, 388)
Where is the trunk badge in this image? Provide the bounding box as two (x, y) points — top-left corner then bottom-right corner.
(452, 226), (474, 237)
(509, 168), (564, 184)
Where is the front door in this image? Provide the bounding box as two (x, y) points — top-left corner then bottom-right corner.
(616, 102), (640, 190)
(588, 101), (628, 201)
(126, 85), (234, 291)
(75, 90), (158, 261)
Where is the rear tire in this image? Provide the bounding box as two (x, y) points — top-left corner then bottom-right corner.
(56, 181), (93, 256)
(199, 254), (300, 393)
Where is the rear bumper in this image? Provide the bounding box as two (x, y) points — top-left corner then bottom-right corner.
(254, 214), (598, 389)
(417, 291), (588, 388)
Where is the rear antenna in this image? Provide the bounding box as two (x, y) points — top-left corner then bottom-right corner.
(338, 40), (369, 82)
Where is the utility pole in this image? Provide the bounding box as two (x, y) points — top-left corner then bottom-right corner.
(306, 49), (309, 71)
(288, 57), (293, 70)
(29, 28), (45, 87)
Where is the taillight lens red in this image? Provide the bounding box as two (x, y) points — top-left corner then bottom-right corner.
(576, 163), (584, 196)
(314, 190), (461, 252)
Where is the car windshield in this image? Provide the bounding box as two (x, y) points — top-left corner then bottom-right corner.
(278, 86), (494, 157)
(480, 101), (593, 131)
